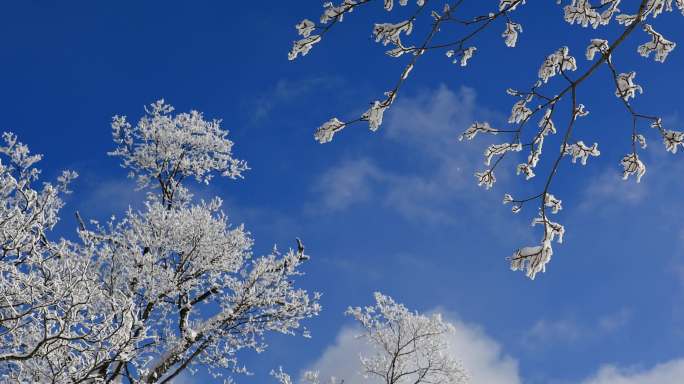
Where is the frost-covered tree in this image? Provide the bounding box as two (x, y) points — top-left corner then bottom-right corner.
(272, 293), (468, 384)
(0, 100), (321, 383)
(290, 0), (684, 279)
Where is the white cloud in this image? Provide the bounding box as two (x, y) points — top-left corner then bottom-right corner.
(302, 313), (521, 384)
(303, 307), (682, 384)
(444, 317), (521, 384)
(581, 358), (684, 384)
(300, 327), (369, 383)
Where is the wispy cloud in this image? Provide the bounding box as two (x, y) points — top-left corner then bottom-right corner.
(522, 308), (632, 349)
(249, 76), (345, 124)
(310, 158), (384, 212)
(579, 137), (684, 214)
(580, 169), (647, 211)
(523, 318), (584, 346)
(309, 85), (512, 224)
(72, 177), (145, 219)
(597, 308), (632, 333)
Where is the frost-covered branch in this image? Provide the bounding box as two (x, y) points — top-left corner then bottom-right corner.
(291, 0), (526, 143)
(292, 0), (684, 279)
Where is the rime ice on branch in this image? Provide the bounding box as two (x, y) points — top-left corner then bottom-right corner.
(291, 0), (684, 279)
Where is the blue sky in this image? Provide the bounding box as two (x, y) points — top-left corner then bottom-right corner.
(2, 1), (684, 383)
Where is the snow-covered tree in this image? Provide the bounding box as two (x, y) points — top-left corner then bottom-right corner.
(290, 0), (684, 279)
(272, 293), (468, 384)
(0, 100), (321, 383)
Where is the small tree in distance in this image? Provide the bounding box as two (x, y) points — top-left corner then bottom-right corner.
(289, 0), (684, 279)
(272, 293), (468, 384)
